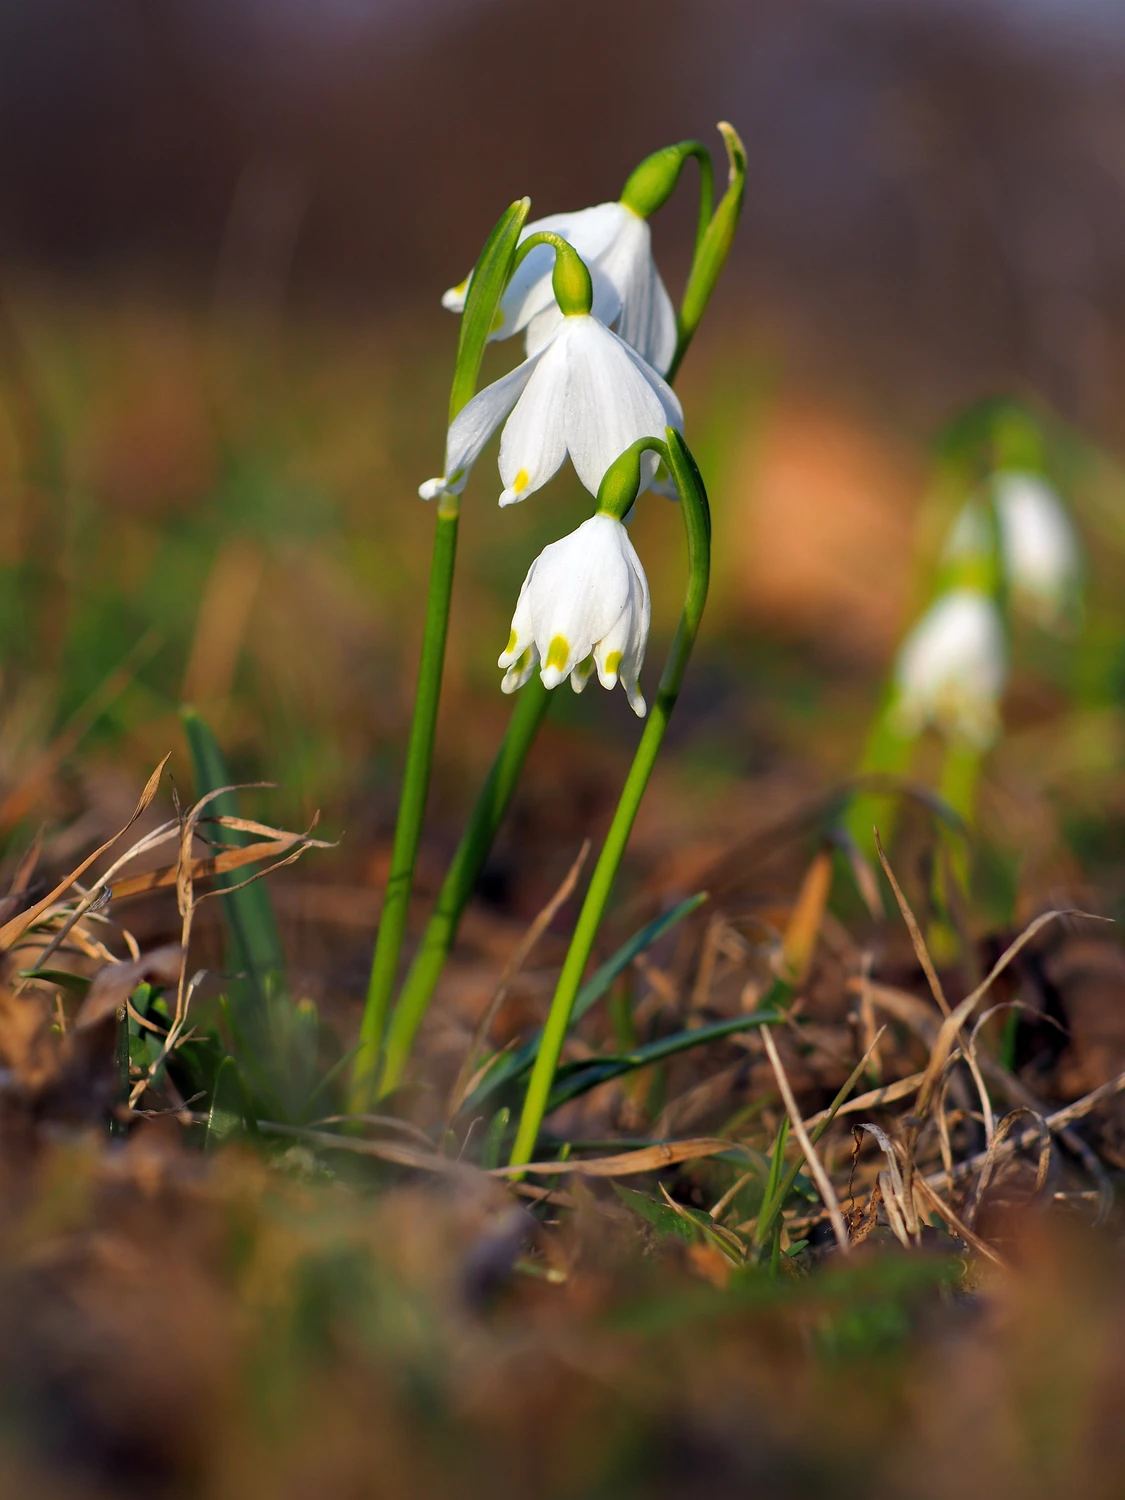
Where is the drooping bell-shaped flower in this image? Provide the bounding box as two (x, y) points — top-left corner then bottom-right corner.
(419, 312), (682, 507)
(497, 514), (650, 716)
(892, 588), (1007, 749)
(442, 202), (677, 375)
(992, 470), (1082, 629)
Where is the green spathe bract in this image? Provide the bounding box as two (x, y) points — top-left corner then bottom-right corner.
(671, 122), (746, 381)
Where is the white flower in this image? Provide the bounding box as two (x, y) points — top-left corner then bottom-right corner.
(419, 312), (682, 507)
(443, 201), (677, 375)
(892, 589), (1007, 748)
(993, 471), (1081, 627)
(497, 514), (651, 716)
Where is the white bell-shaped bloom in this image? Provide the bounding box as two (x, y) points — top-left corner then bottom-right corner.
(993, 471), (1081, 628)
(419, 313), (682, 507)
(497, 514), (651, 716)
(443, 202), (677, 375)
(892, 588), (1007, 748)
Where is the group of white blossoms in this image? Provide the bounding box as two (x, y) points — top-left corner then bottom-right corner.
(893, 470), (1082, 749)
(421, 200), (685, 718)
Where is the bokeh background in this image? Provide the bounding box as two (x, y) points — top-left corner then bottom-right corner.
(2, 0), (1125, 1014)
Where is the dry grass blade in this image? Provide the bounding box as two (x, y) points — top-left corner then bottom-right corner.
(488, 1137), (742, 1178)
(0, 756), (171, 951)
(803, 1069), (927, 1129)
(74, 946), (184, 1030)
(873, 828), (950, 1017)
(963, 1106), (1050, 1229)
(447, 839), (590, 1120)
(778, 847), (833, 986)
(832, 827), (884, 923)
(762, 1026), (850, 1252)
(248, 1119), (452, 1172)
(225, 1122), (742, 1183)
(911, 1174), (1005, 1267)
(110, 830), (334, 902)
(915, 909), (1104, 1124)
(9, 828), (43, 896)
(853, 1123), (918, 1247)
(926, 1066), (1125, 1186)
(710, 1169), (756, 1222)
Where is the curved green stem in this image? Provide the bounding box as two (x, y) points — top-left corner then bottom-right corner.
(511, 232), (593, 316)
(508, 429), (711, 1168)
(378, 674), (551, 1096)
(620, 140), (714, 250)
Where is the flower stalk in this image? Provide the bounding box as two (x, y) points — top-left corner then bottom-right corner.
(351, 198), (530, 1109)
(377, 674), (550, 1097)
(508, 429), (711, 1168)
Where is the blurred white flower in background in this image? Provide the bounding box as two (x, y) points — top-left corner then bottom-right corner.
(442, 201), (677, 375)
(498, 513), (651, 715)
(993, 470), (1082, 629)
(892, 588), (1008, 748)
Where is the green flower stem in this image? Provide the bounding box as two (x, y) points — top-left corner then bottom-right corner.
(352, 496), (461, 1105)
(937, 737), (982, 895)
(377, 674), (551, 1097)
(350, 198), (530, 1110)
(842, 691), (915, 861)
(508, 430), (711, 1168)
(511, 232), (593, 316)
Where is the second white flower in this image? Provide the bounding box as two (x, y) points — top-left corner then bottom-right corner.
(498, 514), (651, 716)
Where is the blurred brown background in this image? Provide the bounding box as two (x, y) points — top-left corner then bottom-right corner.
(5, 0), (1125, 427)
(2, 0), (1125, 976)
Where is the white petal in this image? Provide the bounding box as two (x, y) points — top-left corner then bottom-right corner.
(593, 607), (631, 690)
(618, 339), (683, 434)
(994, 471), (1081, 616)
(441, 277), (469, 313)
(528, 516), (632, 686)
(501, 644), (540, 694)
(595, 212), (677, 374)
(439, 350), (543, 493)
(618, 550), (651, 717)
(498, 560), (538, 668)
(570, 656), (594, 693)
(562, 318), (674, 495)
(893, 589), (1006, 747)
(524, 304), (564, 359)
(594, 538), (650, 716)
(498, 337), (570, 506)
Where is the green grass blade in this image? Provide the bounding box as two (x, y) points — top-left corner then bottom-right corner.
(206, 1055), (250, 1151)
(543, 1009), (782, 1113)
(181, 706), (285, 1002)
(459, 893), (707, 1117)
